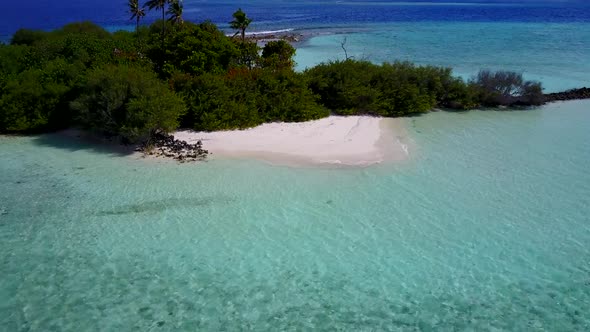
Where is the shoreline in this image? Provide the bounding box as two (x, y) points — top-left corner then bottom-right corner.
(174, 116), (410, 168)
(4, 99), (590, 169)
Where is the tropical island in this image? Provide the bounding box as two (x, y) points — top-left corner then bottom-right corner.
(0, 1), (588, 164)
(1, 2), (590, 329)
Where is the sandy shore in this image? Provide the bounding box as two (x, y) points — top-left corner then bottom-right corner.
(174, 116), (410, 167)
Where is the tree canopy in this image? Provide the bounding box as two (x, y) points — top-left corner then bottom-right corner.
(230, 8), (253, 42)
(0, 8), (546, 143)
(167, 0), (184, 25)
(128, 0), (146, 32)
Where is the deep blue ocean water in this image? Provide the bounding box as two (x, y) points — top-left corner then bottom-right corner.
(3, 1), (589, 91)
(2, 0), (590, 41)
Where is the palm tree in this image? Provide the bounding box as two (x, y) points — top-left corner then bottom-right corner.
(128, 0), (146, 33)
(145, 0), (169, 35)
(167, 0), (184, 25)
(230, 8), (252, 42)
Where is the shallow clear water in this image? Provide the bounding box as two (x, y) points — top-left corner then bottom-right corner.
(2, 0), (589, 92)
(295, 21), (590, 92)
(2, 0), (590, 329)
(1, 101), (589, 330)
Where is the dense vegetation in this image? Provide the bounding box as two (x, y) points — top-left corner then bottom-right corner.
(0, 7), (546, 143)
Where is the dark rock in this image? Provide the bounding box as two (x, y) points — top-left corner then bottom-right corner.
(544, 87), (590, 103)
(137, 130), (209, 163)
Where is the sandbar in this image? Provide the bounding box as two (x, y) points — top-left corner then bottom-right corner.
(174, 116), (410, 167)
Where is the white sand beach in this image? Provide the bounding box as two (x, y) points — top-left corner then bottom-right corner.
(174, 116), (411, 167)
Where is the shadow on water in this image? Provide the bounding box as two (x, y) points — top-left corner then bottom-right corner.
(93, 196), (233, 216)
(31, 131), (136, 157)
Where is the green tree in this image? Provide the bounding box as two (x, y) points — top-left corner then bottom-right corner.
(0, 44), (28, 75)
(173, 71), (261, 131)
(167, 0), (184, 25)
(255, 69), (327, 122)
(145, 0), (169, 36)
(304, 59), (480, 116)
(230, 8), (252, 42)
(58, 21), (111, 39)
(231, 41), (259, 69)
(172, 68), (327, 131)
(151, 21), (239, 76)
(304, 60), (382, 115)
(0, 59), (77, 132)
(10, 29), (48, 46)
(261, 40), (296, 70)
(128, 0), (146, 33)
(71, 65), (185, 142)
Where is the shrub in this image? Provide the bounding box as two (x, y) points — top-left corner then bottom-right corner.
(10, 29), (48, 46)
(176, 71), (261, 131)
(58, 21), (111, 39)
(255, 69), (328, 122)
(150, 21), (239, 77)
(0, 20), (551, 138)
(304, 60), (381, 114)
(0, 58), (77, 133)
(472, 70), (544, 106)
(71, 65), (185, 142)
(261, 40), (296, 70)
(233, 41), (260, 69)
(304, 60), (476, 116)
(0, 44), (29, 75)
(172, 67), (326, 131)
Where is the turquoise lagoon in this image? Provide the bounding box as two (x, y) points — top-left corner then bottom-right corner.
(295, 22), (590, 92)
(2, 1), (590, 329)
(1, 100), (590, 330)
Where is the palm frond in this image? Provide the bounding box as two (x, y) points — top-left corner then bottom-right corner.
(129, 0), (146, 20)
(167, 0), (183, 24)
(144, 0), (166, 11)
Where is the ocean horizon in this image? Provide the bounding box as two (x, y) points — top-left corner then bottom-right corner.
(3, 0), (589, 92)
(1, 0), (590, 330)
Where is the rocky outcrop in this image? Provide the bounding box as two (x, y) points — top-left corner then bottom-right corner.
(545, 87), (590, 103)
(137, 131), (208, 162)
(247, 33), (303, 44)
